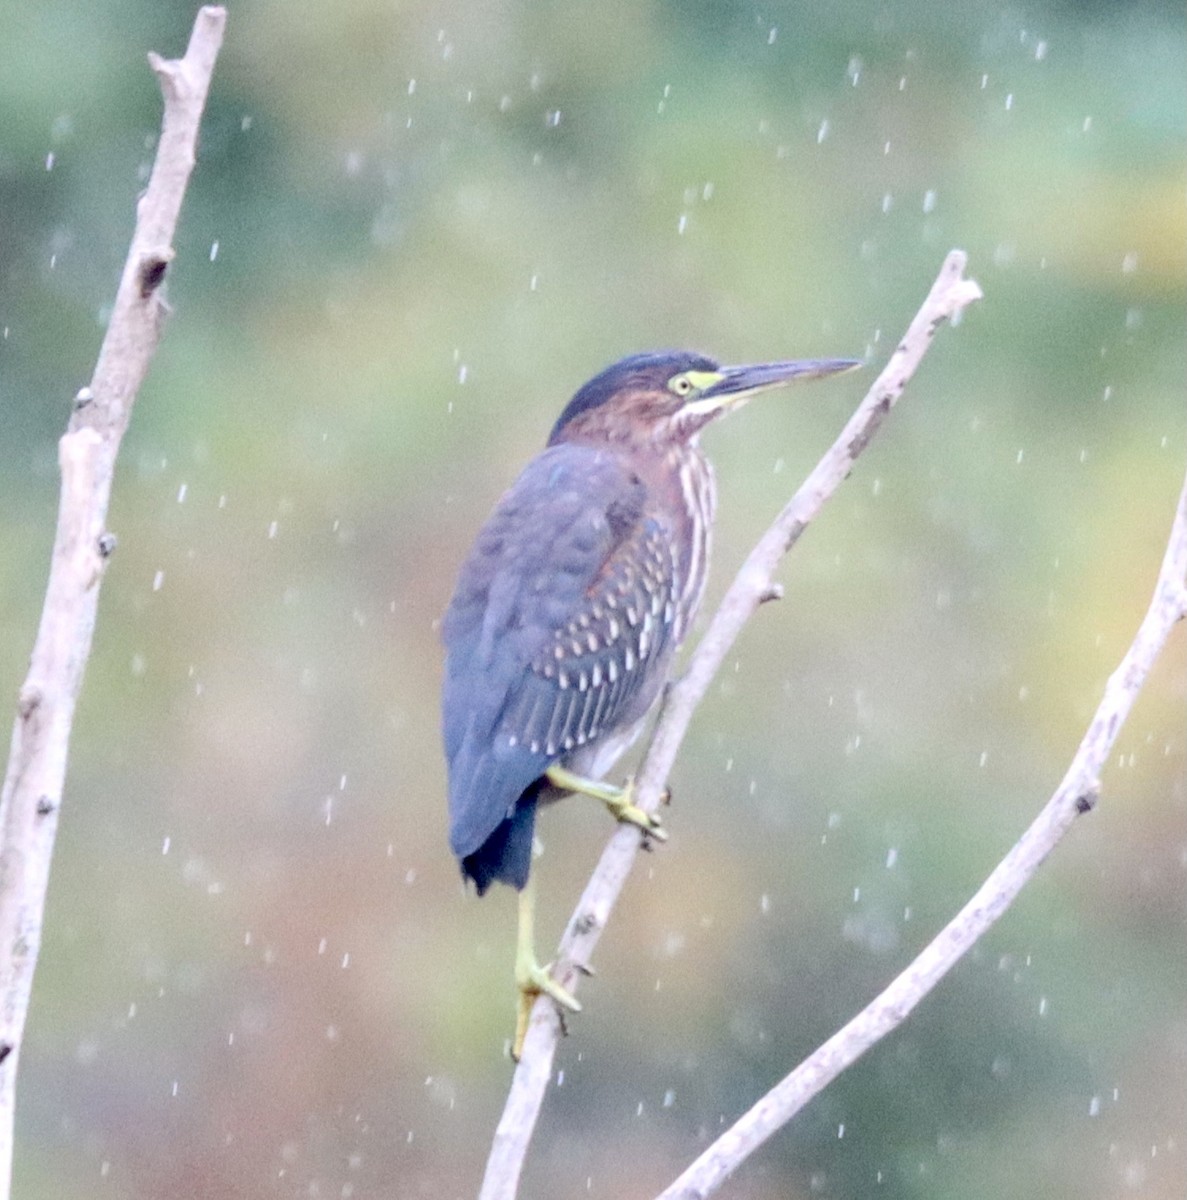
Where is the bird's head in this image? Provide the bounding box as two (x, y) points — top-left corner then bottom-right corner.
(548, 349), (860, 448)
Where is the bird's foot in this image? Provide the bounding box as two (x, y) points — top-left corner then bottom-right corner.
(543, 765), (667, 842)
(513, 959), (581, 1061)
(602, 777), (667, 842)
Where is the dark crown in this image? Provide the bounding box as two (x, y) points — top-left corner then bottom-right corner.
(548, 350), (719, 444)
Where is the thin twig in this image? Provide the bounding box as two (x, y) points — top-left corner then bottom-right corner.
(478, 251), (984, 1200)
(0, 10), (226, 1196)
(657, 466), (1187, 1200)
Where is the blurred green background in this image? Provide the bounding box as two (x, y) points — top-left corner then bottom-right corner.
(1, 1), (1184, 1197)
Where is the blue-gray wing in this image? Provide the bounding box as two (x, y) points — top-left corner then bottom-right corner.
(442, 442), (678, 887)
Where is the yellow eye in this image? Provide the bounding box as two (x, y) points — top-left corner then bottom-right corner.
(669, 375), (693, 396)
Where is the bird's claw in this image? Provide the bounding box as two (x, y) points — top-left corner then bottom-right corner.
(604, 778), (668, 842)
(512, 960), (581, 1061)
(544, 764), (668, 841)
(609, 800), (667, 842)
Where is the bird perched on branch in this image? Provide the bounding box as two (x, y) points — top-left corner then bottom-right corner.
(442, 349), (858, 1056)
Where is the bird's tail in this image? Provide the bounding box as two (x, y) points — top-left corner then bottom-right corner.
(460, 781), (542, 894)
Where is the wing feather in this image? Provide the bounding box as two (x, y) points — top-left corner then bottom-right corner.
(443, 443), (679, 884)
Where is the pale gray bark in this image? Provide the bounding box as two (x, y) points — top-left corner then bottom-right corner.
(480, 251), (985, 1200)
(0, 11), (227, 1195)
(657, 467), (1187, 1198)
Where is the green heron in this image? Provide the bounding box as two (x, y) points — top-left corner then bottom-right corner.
(442, 349), (858, 1055)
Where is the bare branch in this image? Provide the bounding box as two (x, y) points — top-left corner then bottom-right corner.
(656, 466), (1187, 1200)
(478, 250), (983, 1200)
(0, 9), (226, 1195)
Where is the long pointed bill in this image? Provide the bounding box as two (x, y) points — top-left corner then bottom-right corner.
(679, 357), (860, 420)
(708, 357), (861, 400)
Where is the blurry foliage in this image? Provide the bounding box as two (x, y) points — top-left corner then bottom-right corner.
(0, 1), (1184, 1198)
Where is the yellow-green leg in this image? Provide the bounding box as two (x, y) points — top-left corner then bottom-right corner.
(544, 764), (667, 841)
(513, 867), (580, 1060)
